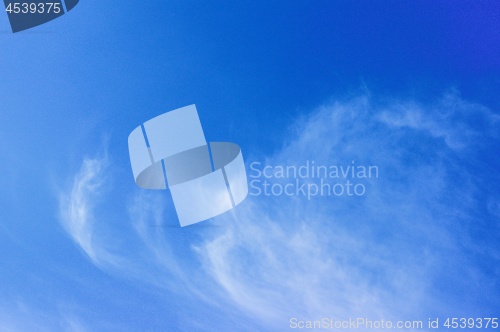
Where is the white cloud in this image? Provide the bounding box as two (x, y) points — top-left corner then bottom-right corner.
(58, 157), (128, 271)
(378, 90), (500, 150)
(59, 158), (103, 261)
(58, 92), (499, 330)
(58, 156), (214, 302)
(196, 93), (499, 327)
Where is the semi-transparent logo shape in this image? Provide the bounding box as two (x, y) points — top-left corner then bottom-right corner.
(4, 0), (79, 33)
(128, 105), (248, 227)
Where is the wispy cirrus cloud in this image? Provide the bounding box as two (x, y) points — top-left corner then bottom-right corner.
(58, 156), (127, 270)
(58, 91), (500, 330)
(197, 92), (499, 328)
(378, 89), (500, 150)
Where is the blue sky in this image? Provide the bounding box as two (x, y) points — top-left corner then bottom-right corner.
(0, 1), (499, 331)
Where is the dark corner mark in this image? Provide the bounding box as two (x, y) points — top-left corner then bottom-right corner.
(3, 0), (79, 33)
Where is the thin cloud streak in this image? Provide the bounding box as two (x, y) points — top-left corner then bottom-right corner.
(58, 157), (125, 270)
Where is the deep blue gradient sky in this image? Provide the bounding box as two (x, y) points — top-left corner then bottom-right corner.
(0, 1), (499, 331)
